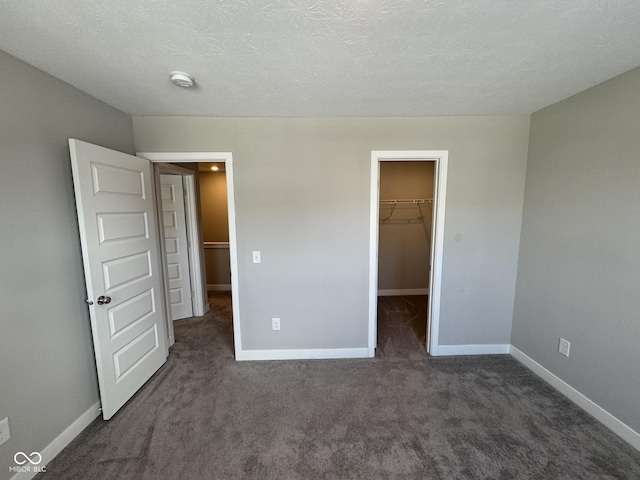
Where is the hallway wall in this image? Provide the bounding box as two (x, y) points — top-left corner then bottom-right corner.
(199, 170), (231, 288)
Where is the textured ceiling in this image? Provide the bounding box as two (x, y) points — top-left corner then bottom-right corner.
(1, 0), (639, 117)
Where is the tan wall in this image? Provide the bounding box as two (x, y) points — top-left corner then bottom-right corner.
(199, 171), (231, 286)
(199, 171), (229, 241)
(378, 162), (435, 291)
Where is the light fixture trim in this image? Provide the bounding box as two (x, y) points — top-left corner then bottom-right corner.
(170, 71), (195, 88)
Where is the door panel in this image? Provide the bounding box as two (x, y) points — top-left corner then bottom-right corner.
(160, 174), (194, 320)
(69, 139), (168, 420)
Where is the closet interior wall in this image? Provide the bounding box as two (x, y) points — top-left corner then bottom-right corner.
(378, 161), (435, 294)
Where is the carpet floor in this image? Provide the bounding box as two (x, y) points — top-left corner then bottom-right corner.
(38, 293), (640, 479)
(376, 295), (428, 359)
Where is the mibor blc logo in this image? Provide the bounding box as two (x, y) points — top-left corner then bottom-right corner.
(9, 451), (46, 474)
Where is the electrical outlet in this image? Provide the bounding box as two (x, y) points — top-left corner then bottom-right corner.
(272, 318), (280, 331)
(558, 337), (571, 357)
(0, 417), (11, 446)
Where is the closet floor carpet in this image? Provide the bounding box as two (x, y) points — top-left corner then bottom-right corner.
(376, 295), (428, 359)
(37, 293), (640, 479)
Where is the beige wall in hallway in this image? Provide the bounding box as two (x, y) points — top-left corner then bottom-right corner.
(200, 171), (229, 242)
(199, 171), (232, 287)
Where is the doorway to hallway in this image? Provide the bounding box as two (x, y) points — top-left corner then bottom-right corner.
(139, 152), (242, 358)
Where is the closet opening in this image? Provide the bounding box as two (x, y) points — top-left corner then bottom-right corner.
(377, 161), (435, 358)
(369, 151), (448, 357)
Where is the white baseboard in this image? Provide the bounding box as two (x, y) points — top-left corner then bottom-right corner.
(434, 344), (510, 356)
(510, 346), (640, 452)
(10, 402), (100, 480)
(378, 288), (429, 296)
(207, 284), (231, 292)
(236, 348), (369, 361)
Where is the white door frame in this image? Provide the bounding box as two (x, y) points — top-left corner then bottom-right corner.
(154, 164), (203, 346)
(369, 150), (448, 357)
(138, 152), (242, 359)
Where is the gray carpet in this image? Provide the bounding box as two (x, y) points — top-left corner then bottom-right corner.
(377, 295), (428, 359)
(38, 293), (640, 479)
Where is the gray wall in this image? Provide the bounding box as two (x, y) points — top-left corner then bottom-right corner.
(133, 116), (529, 350)
(0, 51), (134, 477)
(512, 68), (640, 432)
(378, 161), (435, 291)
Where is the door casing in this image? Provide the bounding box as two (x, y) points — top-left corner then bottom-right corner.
(369, 150), (449, 357)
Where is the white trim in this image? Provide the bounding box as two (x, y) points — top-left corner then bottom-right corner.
(137, 152), (233, 162)
(151, 165), (206, 345)
(10, 402), (100, 480)
(368, 157), (380, 358)
(236, 348), (369, 361)
(369, 151), (448, 358)
(207, 283), (232, 291)
(225, 158), (242, 360)
(435, 344), (511, 356)
(151, 167), (175, 346)
(378, 288), (429, 296)
(137, 152), (242, 361)
(510, 346), (640, 452)
(142, 159), (207, 319)
(183, 175), (206, 317)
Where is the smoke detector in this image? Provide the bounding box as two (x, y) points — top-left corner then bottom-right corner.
(170, 71), (195, 88)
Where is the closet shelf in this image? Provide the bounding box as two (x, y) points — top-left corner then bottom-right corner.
(379, 198), (433, 223)
(203, 241), (230, 249)
(380, 198), (432, 204)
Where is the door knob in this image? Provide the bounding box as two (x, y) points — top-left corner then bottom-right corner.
(97, 295), (112, 305)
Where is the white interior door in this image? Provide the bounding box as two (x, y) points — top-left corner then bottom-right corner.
(69, 139), (168, 420)
(160, 174), (194, 320)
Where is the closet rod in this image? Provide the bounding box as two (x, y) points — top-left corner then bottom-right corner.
(380, 198), (432, 204)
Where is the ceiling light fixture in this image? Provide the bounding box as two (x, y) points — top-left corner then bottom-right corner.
(170, 71), (195, 88)
(210, 166), (219, 171)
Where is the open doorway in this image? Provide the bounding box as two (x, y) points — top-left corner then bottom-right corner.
(197, 161), (233, 336)
(138, 152), (242, 358)
(376, 161), (435, 358)
(369, 151), (448, 357)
